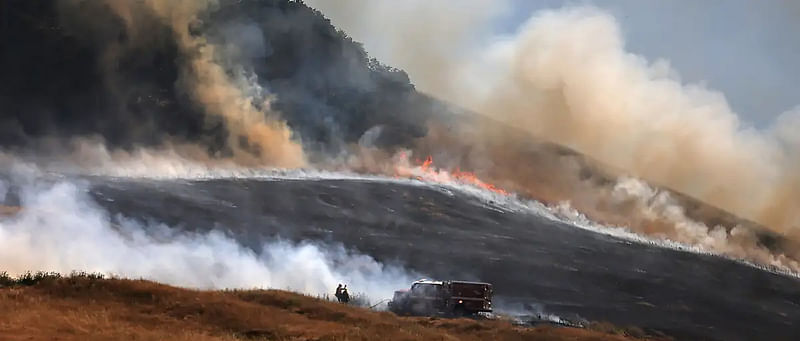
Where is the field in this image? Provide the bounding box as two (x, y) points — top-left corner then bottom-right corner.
(0, 273), (668, 341)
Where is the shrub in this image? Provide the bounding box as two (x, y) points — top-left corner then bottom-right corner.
(0, 271), (13, 287)
(0, 271), (105, 287)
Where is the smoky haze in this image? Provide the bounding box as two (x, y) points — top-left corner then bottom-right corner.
(309, 2), (800, 239)
(3, 0), (800, 284)
(0, 0), (438, 298)
(0, 0), (431, 166)
(0, 169), (417, 299)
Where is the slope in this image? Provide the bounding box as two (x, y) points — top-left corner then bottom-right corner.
(0, 274), (668, 341)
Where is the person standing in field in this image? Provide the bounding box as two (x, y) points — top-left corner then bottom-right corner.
(341, 285), (350, 304)
(335, 284), (343, 302)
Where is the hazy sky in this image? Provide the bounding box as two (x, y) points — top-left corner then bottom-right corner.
(311, 0), (799, 128)
(498, 0), (800, 127)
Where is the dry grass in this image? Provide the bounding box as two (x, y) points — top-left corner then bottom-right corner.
(0, 276), (670, 340)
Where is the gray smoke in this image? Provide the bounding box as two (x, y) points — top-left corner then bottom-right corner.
(0, 0), (430, 168)
(0, 168), (417, 300)
(309, 2), (800, 272)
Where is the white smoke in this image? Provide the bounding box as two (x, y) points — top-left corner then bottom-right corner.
(606, 177), (800, 272)
(311, 3), (800, 264)
(538, 177), (800, 275)
(494, 301), (583, 328)
(462, 7), (797, 236)
(0, 172), (417, 301)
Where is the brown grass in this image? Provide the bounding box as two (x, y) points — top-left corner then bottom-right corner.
(0, 277), (670, 340)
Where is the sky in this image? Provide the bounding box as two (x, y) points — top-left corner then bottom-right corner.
(308, 0), (800, 234)
(313, 0), (800, 128)
(500, 0), (800, 128)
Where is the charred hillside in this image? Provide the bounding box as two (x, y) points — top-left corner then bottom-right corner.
(0, 0), (430, 157)
(1, 0), (797, 272)
(420, 107), (793, 256)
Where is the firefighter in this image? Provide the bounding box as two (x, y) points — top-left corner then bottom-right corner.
(335, 284), (343, 302)
(341, 285), (350, 304)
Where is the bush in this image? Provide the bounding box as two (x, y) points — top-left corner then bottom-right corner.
(0, 271), (105, 287)
(69, 271), (105, 281)
(16, 271), (61, 286)
(0, 271), (13, 287)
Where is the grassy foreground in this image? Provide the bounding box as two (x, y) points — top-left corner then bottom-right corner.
(0, 273), (669, 340)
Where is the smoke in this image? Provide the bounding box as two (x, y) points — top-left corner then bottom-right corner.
(312, 4), (800, 243)
(305, 0), (507, 100)
(0, 138), (236, 179)
(470, 8), (800, 237)
(493, 300), (584, 328)
(605, 178), (800, 272)
(0, 171), (417, 300)
(87, 0), (305, 167)
(3, 0), (800, 287)
(1, 0), (431, 170)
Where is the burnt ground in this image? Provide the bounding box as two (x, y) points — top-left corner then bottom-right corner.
(75, 177), (800, 341)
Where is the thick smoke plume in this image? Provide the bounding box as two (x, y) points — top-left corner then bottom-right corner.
(0, 171), (416, 299)
(469, 8), (800, 237)
(0, 0), (429, 168)
(3, 0), (800, 283)
(310, 2), (800, 271)
(125, 0), (304, 167)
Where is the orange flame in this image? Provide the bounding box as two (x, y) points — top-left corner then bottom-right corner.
(394, 154), (508, 195)
(421, 155), (433, 170)
(450, 167), (508, 195)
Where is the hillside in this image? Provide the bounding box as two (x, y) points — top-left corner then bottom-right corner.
(1, 0), (795, 256)
(418, 108), (796, 253)
(0, 274), (670, 341)
(0, 0), (430, 156)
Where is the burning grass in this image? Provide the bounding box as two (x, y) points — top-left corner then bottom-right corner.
(0, 274), (670, 340)
(394, 153), (509, 195)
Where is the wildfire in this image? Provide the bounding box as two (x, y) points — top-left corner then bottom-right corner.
(394, 153), (508, 195)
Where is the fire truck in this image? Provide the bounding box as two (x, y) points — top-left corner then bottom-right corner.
(388, 279), (493, 317)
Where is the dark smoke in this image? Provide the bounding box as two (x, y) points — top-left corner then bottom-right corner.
(6, 0), (800, 275)
(0, 0), (429, 160)
(0, 0), (211, 150)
